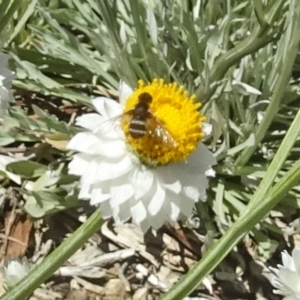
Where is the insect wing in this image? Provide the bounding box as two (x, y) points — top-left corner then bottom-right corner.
(146, 116), (177, 147)
(92, 114), (120, 135)
(93, 112), (132, 136)
(120, 112), (133, 128)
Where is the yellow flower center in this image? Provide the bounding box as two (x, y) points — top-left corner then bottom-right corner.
(121, 79), (206, 166)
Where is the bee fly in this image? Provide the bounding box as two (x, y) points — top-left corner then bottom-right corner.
(128, 92), (153, 138)
(98, 92), (177, 147)
(123, 92), (177, 147)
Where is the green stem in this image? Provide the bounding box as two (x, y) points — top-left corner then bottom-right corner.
(246, 107), (300, 207)
(160, 3), (300, 296)
(160, 73), (300, 298)
(160, 158), (300, 300)
(0, 209), (103, 300)
(235, 0), (300, 167)
(197, 0), (284, 100)
(252, 0), (268, 27)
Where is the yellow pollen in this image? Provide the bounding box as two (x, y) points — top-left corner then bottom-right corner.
(121, 79), (206, 166)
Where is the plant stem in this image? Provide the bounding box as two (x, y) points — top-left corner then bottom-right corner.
(159, 158), (300, 300)
(235, 0), (300, 167)
(0, 209), (103, 300)
(197, 0), (284, 100)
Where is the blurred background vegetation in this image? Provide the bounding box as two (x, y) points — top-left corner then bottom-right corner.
(0, 0), (300, 298)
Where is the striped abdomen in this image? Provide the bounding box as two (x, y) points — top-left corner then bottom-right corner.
(129, 92), (152, 139)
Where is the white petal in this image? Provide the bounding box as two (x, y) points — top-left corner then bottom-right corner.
(110, 183), (134, 208)
(148, 182), (165, 216)
(67, 88), (217, 232)
(176, 175), (210, 201)
(75, 113), (104, 131)
(116, 198), (134, 222)
(148, 211), (166, 230)
(157, 191), (181, 223)
(78, 183), (92, 199)
(282, 296), (300, 300)
(282, 251), (295, 271)
(80, 157), (126, 185)
(278, 269), (300, 293)
(205, 168), (216, 177)
(130, 166), (154, 199)
(67, 132), (126, 157)
(93, 119), (123, 140)
(119, 81), (133, 105)
(80, 159), (103, 185)
(163, 180), (181, 193)
(167, 191), (183, 219)
(293, 246), (300, 273)
(178, 194), (195, 217)
(163, 144), (215, 183)
(95, 155), (133, 181)
(270, 266), (279, 275)
(170, 201), (180, 221)
(139, 220), (152, 232)
(0, 75), (5, 85)
(90, 188), (110, 205)
(186, 144), (217, 174)
(99, 200), (113, 218)
(152, 166), (182, 193)
(92, 97), (122, 118)
(68, 153), (91, 176)
(131, 201), (147, 225)
(184, 186), (200, 202)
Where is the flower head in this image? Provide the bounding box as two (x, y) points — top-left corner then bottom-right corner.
(67, 80), (216, 232)
(0, 53), (15, 120)
(1, 257), (34, 290)
(270, 245), (300, 300)
(122, 79), (205, 166)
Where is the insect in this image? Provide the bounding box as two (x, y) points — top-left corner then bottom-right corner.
(94, 92), (177, 148)
(96, 92), (177, 147)
(121, 92), (177, 147)
(127, 92), (154, 138)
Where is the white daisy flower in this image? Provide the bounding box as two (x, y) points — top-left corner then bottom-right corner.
(270, 245), (300, 299)
(0, 53), (15, 119)
(1, 257), (34, 290)
(67, 79), (216, 232)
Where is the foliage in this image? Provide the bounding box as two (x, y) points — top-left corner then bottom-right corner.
(1, 0), (300, 299)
